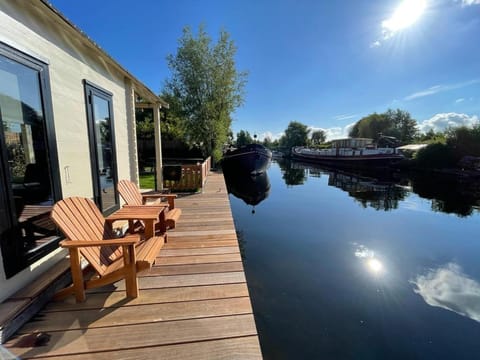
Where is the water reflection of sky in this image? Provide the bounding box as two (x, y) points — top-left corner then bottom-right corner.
(230, 161), (480, 359)
(354, 244), (385, 276)
(412, 263), (480, 323)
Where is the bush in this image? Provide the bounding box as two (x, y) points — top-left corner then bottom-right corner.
(414, 143), (456, 169)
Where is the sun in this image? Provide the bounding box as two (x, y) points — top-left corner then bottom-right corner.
(382, 0), (427, 33)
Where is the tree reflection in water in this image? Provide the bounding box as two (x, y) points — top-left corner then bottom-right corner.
(276, 159), (480, 216)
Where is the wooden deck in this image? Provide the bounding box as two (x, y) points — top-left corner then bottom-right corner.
(4, 171), (263, 359)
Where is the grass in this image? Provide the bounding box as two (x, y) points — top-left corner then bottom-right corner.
(139, 174), (155, 189)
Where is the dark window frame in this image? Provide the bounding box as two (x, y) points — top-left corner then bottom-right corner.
(83, 80), (119, 215)
(0, 42), (62, 278)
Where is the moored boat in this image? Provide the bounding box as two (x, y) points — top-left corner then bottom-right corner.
(222, 143), (272, 175)
(291, 138), (404, 168)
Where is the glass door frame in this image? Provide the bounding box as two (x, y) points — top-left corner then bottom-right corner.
(83, 80), (119, 215)
(0, 42), (62, 277)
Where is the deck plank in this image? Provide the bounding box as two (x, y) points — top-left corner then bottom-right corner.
(7, 315), (258, 358)
(4, 172), (262, 359)
(36, 337), (262, 360)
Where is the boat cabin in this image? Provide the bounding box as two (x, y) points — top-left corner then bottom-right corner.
(331, 138), (374, 149)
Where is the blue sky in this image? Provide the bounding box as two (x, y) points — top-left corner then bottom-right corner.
(49, 0), (480, 140)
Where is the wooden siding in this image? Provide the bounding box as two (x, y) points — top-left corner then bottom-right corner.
(4, 172), (263, 359)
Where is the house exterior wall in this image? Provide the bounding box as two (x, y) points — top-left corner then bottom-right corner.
(0, 1), (136, 301)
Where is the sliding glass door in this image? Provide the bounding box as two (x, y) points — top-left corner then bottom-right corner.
(0, 44), (61, 277)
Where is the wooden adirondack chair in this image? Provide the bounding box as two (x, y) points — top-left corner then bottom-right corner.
(51, 197), (165, 302)
(117, 179), (182, 230)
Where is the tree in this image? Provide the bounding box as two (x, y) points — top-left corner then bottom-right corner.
(349, 109), (418, 143)
(349, 113), (391, 141)
(163, 25), (247, 161)
(385, 109), (418, 142)
(235, 130), (253, 147)
(311, 130), (326, 146)
(279, 121), (310, 150)
(446, 124), (480, 158)
(262, 136), (273, 149)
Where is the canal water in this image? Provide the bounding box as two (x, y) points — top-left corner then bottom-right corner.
(225, 160), (480, 360)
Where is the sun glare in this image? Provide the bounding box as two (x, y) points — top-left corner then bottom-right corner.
(367, 258), (383, 274)
(382, 0), (427, 33)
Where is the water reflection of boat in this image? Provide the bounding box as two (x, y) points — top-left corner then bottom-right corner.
(223, 167), (271, 211)
(290, 160), (407, 211)
(222, 143), (272, 175)
(289, 159), (480, 216)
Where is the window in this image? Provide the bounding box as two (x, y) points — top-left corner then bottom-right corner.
(0, 43), (61, 278)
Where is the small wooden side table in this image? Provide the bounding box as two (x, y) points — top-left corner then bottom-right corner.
(105, 205), (167, 239)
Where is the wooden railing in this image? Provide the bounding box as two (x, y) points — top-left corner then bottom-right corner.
(163, 157), (211, 192)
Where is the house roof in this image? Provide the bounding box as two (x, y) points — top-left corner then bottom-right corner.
(38, 0), (168, 108)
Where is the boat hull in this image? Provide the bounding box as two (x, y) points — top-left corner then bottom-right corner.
(291, 147), (403, 168)
(222, 144), (272, 175)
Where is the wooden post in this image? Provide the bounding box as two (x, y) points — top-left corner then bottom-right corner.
(153, 103), (163, 191)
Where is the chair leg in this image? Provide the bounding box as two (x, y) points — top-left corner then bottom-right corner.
(69, 248), (86, 302)
(123, 245), (139, 298)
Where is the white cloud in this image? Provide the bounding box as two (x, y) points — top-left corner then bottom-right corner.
(370, 40), (381, 48)
(455, 98), (465, 103)
(333, 113), (359, 121)
(259, 131), (283, 141)
(411, 263), (480, 323)
(309, 122), (355, 141)
(460, 0), (480, 6)
(418, 112), (479, 133)
(404, 79), (480, 100)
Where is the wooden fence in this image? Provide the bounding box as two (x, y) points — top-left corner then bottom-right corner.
(163, 157), (211, 192)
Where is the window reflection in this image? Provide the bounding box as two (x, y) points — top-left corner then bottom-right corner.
(0, 51), (57, 277)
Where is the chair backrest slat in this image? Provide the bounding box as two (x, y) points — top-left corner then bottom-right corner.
(118, 180), (143, 206)
(51, 197), (120, 275)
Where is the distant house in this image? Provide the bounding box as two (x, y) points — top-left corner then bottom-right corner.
(0, 0), (167, 301)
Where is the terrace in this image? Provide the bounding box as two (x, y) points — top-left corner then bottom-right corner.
(1, 170), (262, 359)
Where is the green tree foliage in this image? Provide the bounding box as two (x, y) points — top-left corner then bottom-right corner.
(349, 109), (418, 143)
(235, 130), (253, 147)
(163, 25), (247, 161)
(349, 113), (390, 141)
(446, 124), (480, 158)
(311, 129), (326, 146)
(415, 143), (456, 168)
(135, 108), (154, 140)
(262, 136), (273, 149)
(279, 121), (310, 150)
(415, 129), (446, 144)
(385, 109), (418, 142)
(158, 93), (186, 141)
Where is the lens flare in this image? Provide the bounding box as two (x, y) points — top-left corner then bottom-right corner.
(367, 258), (383, 273)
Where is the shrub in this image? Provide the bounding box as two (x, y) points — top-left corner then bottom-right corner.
(414, 143), (456, 169)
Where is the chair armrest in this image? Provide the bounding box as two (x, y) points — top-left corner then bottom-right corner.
(141, 193), (164, 200)
(60, 238), (139, 248)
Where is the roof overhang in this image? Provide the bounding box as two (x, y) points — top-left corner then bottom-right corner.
(35, 0), (168, 108)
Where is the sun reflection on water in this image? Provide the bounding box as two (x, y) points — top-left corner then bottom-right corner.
(367, 258), (383, 274)
(354, 244), (385, 276)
